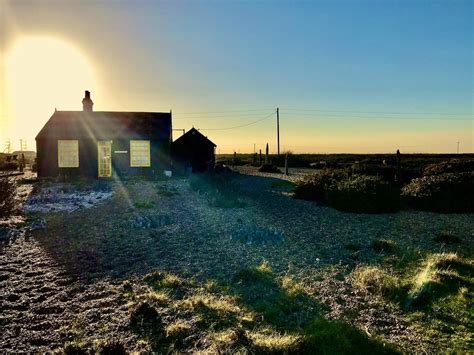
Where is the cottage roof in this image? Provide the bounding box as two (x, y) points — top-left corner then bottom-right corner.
(36, 111), (172, 141)
(172, 127), (216, 148)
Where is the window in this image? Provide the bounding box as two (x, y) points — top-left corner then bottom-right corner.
(130, 140), (151, 167)
(58, 140), (79, 168)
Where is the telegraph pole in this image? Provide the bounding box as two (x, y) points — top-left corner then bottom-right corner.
(457, 141), (460, 154)
(276, 107), (280, 157)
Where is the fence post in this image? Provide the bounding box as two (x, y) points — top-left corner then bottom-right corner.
(285, 153), (288, 175)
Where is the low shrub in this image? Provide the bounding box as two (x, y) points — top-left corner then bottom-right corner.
(401, 172), (474, 213)
(351, 163), (396, 182)
(326, 175), (402, 213)
(0, 177), (17, 217)
(351, 163), (420, 185)
(258, 164), (282, 173)
(293, 169), (347, 201)
(423, 159), (474, 176)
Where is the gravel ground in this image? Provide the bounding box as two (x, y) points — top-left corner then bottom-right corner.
(1, 171), (472, 352)
(233, 165), (315, 183)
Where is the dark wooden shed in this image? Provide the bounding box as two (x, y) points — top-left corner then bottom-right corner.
(171, 128), (216, 173)
(35, 91), (172, 179)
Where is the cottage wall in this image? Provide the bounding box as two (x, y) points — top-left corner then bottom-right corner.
(36, 138), (171, 179)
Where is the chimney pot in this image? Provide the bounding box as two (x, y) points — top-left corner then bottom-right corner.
(82, 90), (93, 112)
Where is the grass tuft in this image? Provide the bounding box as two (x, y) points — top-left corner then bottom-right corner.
(433, 232), (462, 244)
(372, 239), (398, 254)
(351, 266), (399, 296)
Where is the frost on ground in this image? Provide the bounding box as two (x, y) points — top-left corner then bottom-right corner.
(23, 184), (113, 213)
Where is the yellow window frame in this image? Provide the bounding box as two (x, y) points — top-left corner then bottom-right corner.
(58, 140), (79, 168)
(130, 140), (151, 167)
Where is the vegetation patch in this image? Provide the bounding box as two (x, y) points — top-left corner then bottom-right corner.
(326, 175), (402, 213)
(372, 239), (398, 254)
(423, 159), (474, 176)
(433, 231), (462, 244)
(125, 263), (393, 353)
(293, 168), (347, 201)
(401, 172), (474, 213)
(351, 251), (474, 352)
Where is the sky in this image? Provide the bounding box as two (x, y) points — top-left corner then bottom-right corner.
(1, 0), (472, 153)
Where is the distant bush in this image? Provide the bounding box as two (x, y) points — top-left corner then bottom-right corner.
(326, 175), (402, 213)
(351, 163), (396, 182)
(402, 172), (474, 213)
(294, 172), (401, 213)
(423, 159), (474, 176)
(0, 177), (17, 217)
(351, 163), (420, 185)
(0, 160), (18, 171)
(258, 164), (282, 173)
(293, 169), (347, 201)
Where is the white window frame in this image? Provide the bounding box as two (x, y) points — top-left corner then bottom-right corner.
(130, 140), (151, 167)
(58, 140), (79, 168)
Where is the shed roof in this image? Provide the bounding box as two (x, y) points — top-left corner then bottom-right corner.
(36, 111), (172, 141)
(172, 128), (216, 148)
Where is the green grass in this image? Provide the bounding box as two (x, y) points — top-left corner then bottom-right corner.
(124, 262), (396, 353)
(351, 250), (473, 352)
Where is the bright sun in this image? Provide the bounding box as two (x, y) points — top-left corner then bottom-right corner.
(3, 36), (97, 150)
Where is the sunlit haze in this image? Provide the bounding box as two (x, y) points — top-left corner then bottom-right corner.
(1, 0), (472, 153)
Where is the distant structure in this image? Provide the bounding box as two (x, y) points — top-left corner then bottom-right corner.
(172, 128), (216, 173)
(36, 91), (172, 178)
(35, 91), (217, 178)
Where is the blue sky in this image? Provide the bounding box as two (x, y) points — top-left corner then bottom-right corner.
(2, 0), (472, 153)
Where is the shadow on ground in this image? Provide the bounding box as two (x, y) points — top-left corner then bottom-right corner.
(127, 262), (397, 353)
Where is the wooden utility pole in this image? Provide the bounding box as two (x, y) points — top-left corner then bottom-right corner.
(265, 143), (269, 164)
(276, 107), (280, 157)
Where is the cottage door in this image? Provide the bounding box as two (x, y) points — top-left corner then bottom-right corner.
(97, 141), (112, 177)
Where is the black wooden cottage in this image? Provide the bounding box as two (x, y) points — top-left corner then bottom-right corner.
(172, 128), (216, 173)
(36, 91), (172, 178)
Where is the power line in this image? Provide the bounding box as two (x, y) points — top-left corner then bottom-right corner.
(280, 112), (471, 120)
(281, 108), (470, 116)
(198, 111), (275, 131)
(172, 111), (277, 120)
(175, 108), (273, 115)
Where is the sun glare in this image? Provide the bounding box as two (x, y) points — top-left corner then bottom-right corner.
(3, 36), (97, 150)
